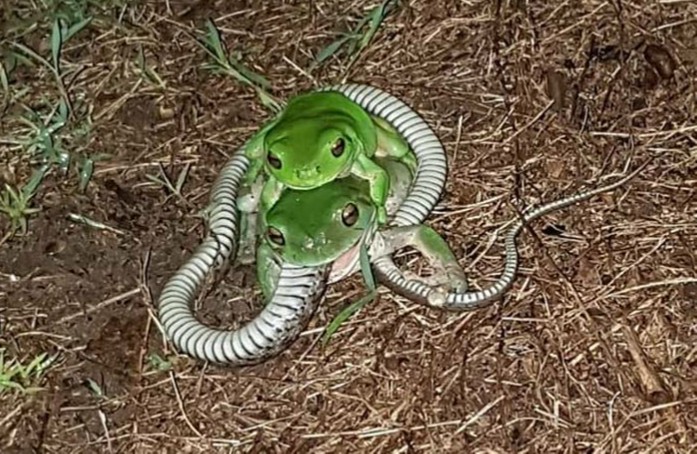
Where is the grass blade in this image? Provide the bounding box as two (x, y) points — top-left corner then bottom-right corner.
(20, 353), (48, 380)
(204, 19), (227, 57)
(231, 55), (271, 88)
(174, 162), (191, 194)
(64, 17), (92, 42)
(51, 19), (62, 72)
(359, 239), (376, 291)
(0, 64), (9, 102)
(315, 34), (353, 63)
(22, 165), (49, 197)
(321, 290), (377, 345)
(78, 157), (94, 191)
(312, 0), (399, 71)
(359, 0), (397, 51)
(196, 19), (280, 112)
(257, 89), (282, 113)
(357, 212), (377, 291)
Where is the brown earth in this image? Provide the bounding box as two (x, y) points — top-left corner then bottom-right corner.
(1, 0), (696, 452)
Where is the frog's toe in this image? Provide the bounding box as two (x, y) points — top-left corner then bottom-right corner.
(420, 268), (467, 294)
(427, 286), (448, 307)
(237, 247), (256, 265)
(446, 267), (468, 293)
(376, 207), (388, 224)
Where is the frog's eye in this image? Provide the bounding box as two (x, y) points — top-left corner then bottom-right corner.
(267, 152), (282, 169)
(341, 203), (359, 227)
(330, 138), (346, 158)
(267, 226), (285, 246)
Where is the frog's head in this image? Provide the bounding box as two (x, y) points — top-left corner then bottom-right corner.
(263, 118), (362, 189)
(263, 177), (375, 268)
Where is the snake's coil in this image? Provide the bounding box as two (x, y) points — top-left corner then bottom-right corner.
(156, 84), (448, 366)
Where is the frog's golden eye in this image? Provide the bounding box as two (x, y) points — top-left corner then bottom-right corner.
(330, 138), (345, 158)
(341, 203), (359, 227)
(267, 152), (282, 169)
(267, 226), (285, 246)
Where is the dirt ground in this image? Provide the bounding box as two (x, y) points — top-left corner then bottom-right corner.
(1, 0), (696, 452)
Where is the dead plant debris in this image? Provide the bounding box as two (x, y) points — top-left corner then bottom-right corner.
(1, 0), (695, 452)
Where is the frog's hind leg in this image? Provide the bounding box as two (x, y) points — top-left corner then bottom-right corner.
(379, 225), (468, 293)
(372, 115), (418, 174)
(259, 176), (285, 217)
(352, 155), (390, 224)
(241, 116), (282, 185)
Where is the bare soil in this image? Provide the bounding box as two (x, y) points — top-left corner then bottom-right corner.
(1, 1), (696, 452)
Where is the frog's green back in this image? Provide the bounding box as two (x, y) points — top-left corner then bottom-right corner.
(269, 91), (378, 154)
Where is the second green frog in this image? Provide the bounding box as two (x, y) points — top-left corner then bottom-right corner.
(255, 157), (468, 305)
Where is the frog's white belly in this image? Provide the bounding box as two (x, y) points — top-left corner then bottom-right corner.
(328, 230), (388, 284)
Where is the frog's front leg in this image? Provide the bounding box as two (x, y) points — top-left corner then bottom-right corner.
(352, 154), (390, 224)
(241, 127), (270, 187)
(242, 157), (265, 188)
(236, 175), (265, 264)
(259, 176), (285, 224)
(236, 210), (257, 265)
(242, 117), (283, 186)
(372, 115), (418, 175)
(379, 225), (467, 294)
(256, 242), (281, 304)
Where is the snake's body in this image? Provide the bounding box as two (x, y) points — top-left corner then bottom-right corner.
(157, 84), (643, 366)
(157, 84), (447, 366)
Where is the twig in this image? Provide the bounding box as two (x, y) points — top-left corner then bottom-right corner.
(620, 324), (669, 403)
(454, 395), (506, 435)
(55, 288), (142, 324)
(169, 370), (204, 438)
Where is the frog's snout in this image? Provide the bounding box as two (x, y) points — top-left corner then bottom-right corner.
(295, 166), (321, 180)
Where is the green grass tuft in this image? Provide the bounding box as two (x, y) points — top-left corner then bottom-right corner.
(0, 348), (57, 395)
(0, 2), (126, 237)
(0, 169), (45, 243)
(313, 0), (400, 73)
(196, 19), (282, 113)
(146, 353), (174, 372)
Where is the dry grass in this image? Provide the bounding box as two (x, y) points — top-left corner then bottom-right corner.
(1, 0), (696, 452)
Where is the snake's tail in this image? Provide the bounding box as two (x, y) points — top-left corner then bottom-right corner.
(374, 161), (649, 311)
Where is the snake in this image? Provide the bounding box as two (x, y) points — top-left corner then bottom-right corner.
(156, 84), (447, 366)
(157, 83), (646, 365)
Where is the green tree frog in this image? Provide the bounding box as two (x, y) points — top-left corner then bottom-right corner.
(254, 158), (466, 302)
(243, 90), (417, 225)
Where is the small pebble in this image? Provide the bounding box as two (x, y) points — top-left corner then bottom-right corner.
(159, 105), (176, 120)
(644, 44), (677, 79)
(44, 240), (67, 255)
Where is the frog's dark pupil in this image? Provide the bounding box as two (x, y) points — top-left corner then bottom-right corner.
(341, 203), (359, 227)
(331, 138), (345, 157)
(267, 153), (282, 169)
(267, 226), (285, 246)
